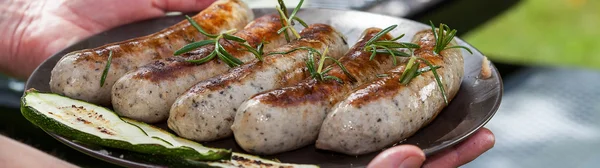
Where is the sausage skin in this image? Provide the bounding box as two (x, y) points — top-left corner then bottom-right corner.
(230, 28), (402, 155)
(50, 0), (253, 105)
(316, 29), (464, 155)
(168, 24), (349, 142)
(111, 14), (286, 123)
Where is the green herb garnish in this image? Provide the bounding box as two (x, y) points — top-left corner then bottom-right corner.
(418, 57), (447, 104)
(395, 22), (472, 104)
(187, 16), (218, 38)
(397, 55), (448, 104)
(307, 47), (356, 83)
(399, 56), (419, 85)
(276, 0), (308, 43)
(174, 40), (215, 55)
(266, 46), (319, 56)
(99, 50), (113, 87)
(268, 46), (356, 83)
(363, 25), (421, 65)
(429, 21), (473, 55)
(174, 16), (265, 67)
(241, 40), (267, 62)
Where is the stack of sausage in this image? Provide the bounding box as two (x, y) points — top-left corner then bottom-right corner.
(49, 0), (464, 156)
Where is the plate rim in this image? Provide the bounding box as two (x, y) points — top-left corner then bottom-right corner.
(422, 63), (503, 155)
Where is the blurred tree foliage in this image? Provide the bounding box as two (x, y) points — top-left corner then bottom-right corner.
(465, 0), (599, 69)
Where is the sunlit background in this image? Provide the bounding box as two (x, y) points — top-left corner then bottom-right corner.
(1, 0), (598, 167)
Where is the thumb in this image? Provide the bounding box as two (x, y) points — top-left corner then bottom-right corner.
(367, 145), (426, 168)
(152, 0), (217, 12)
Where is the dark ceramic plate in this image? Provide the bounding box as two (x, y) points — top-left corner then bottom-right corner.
(25, 8), (502, 168)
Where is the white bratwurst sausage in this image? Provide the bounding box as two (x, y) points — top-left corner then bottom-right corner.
(50, 0), (253, 105)
(111, 14), (286, 123)
(316, 29), (464, 155)
(230, 28), (403, 155)
(168, 24), (349, 142)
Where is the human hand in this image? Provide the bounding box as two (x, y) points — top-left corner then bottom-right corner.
(0, 134), (78, 168)
(0, 0), (216, 79)
(367, 128), (495, 168)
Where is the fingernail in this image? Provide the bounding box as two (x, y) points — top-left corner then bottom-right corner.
(399, 156), (424, 168)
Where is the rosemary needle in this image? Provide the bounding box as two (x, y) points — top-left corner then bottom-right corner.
(418, 57), (448, 104)
(185, 16), (217, 38)
(173, 40), (215, 56)
(99, 50), (113, 87)
(429, 21), (473, 55)
(276, 0), (308, 42)
(306, 47), (356, 84)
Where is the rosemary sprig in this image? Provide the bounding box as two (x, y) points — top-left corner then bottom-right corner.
(241, 40), (267, 61)
(417, 57), (447, 104)
(306, 47), (356, 84)
(399, 56), (419, 85)
(397, 55), (448, 104)
(266, 46), (320, 56)
(268, 46), (355, 83)
(276, 0), (308, 43)
(174, 16), (265, 67)
(395, 22), (472, 104)
(416, 65), (441, 76)
(186, 15), (218, 38)
(363, 25), (420, 65)
(429, 21), (473, 55)
(100, 50), (113, 87)
(173, 40), (215, 55)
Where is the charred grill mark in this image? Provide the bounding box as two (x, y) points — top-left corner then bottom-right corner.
(131, 52), (209, 82)
(222, 14), (283, 55)
(255, 80), (342, 107)
(76, 117), (90, 124)
(190, 62), (262, 93)
(97, 126), (114, 135)
(231, 155), (275, 167)
(274, 58), (313, 87)
(299, 24), (335, 41)
(231, 155), (249, 162)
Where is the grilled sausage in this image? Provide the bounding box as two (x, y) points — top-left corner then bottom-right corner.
(230, 28), (402, 155)
(111, 14), (286, 123)
(50, 0), (253, 105)
(168, 24), (349, 142)
(316, 29), (464, 155)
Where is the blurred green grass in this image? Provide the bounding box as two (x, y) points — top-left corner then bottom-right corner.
(464, 0), (599, 69)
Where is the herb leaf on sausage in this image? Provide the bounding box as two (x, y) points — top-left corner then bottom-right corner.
(363, 25), (420, 66)
(174, 17), (268, 67)
(99, 51), (113, 87)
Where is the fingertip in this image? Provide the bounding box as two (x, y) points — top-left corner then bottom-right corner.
(477, 127), (495, 150)
(367, 145), (425, 168)
(422, 128), (496, 168)
(153, 0), (217, 13)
